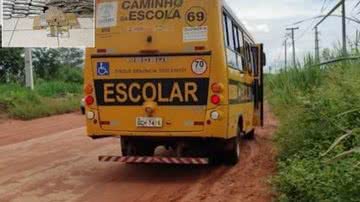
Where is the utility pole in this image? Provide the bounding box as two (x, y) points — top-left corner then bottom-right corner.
(286, 27), (299, 68)
(356, 30), (359, 50)
(314, 26), (320, 63)
(24, 48), (34, 90)
(341, 0), (347, 56)
(284, 39), (288, 70)
(314, 0), (346, 56)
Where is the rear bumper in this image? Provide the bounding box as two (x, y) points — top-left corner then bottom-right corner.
(99, 156), (209, 165)
(88, 131), (226, 139)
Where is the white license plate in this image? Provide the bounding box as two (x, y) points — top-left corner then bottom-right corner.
(136, 117), (163, 128)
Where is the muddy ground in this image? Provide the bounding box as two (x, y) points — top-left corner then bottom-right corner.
(0, 106), (277, 202)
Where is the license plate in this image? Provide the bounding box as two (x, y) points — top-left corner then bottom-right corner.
(136, 117), (163, 128)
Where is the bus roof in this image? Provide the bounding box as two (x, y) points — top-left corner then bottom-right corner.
(222, 0), (256, 43)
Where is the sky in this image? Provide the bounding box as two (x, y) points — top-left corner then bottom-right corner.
(226, 0), (360, 71)
(0, 0), (358, 71)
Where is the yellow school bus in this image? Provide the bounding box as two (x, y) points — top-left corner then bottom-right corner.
(84, 0), (266, 165)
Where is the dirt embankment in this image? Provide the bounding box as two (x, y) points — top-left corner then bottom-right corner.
(0, 105), (277, 202)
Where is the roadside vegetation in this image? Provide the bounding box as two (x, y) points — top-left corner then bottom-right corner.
(267, 47), (360, 201)
(0, 48), (84, 120)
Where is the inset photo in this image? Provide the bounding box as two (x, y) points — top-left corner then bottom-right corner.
(2, 0), (94, 47)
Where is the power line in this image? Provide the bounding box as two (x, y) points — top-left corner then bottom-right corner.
(314, 0), (347, 56)
(291, 14), (360, 26)
(351, 1), (360, 15)
(321, 0), (329, 13)
(314, 0), (345, 28)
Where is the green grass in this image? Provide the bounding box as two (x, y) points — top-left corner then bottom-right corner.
(267, 59), (360, 201)
(0, 81), (82, 120)
(35, 81), (82, 97)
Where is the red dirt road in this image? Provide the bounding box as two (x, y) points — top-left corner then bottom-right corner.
(0, 107), (277, 202)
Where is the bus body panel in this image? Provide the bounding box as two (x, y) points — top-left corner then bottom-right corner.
(84, 0), (264, 142)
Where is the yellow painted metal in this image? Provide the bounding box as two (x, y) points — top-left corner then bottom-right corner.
(84, 0), (263, 140)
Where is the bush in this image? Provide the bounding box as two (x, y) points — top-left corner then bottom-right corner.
(35, 81), (82, 97)
(0, 82), (82, 120)
(268, 60), (360, 202)
(56, 66), (84, 84)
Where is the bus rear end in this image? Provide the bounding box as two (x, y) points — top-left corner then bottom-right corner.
(84, 0), (234, 164)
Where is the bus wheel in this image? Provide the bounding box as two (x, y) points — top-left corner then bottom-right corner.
(244, 129), (255, 140)
(223, 137), (240, 165)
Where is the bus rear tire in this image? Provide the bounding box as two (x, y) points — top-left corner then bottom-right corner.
(223, 137), (240, 165)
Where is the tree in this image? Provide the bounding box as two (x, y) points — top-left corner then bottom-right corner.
(32, 48), (84, 81)
(58, 48), (84, 68)
(0, 48), (24, 83)
(32, 48), (63, 80)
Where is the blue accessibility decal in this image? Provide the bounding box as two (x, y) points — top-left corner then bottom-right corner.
(97, 62), (110, 76)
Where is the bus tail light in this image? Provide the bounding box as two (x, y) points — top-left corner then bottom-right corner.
(211, 83), (224, 93)
(85, 95), (94, 106)
(84, 84), (93, 95)
(211, 95), (222, 105)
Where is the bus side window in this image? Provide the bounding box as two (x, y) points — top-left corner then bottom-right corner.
(235, 27), (245, 71)
(223, 12), (236, 68)
(223, 11), (245, 72)
(244, 41), (253, 73)
(223, 13), (230, 47)
(226, 15), (235, 50)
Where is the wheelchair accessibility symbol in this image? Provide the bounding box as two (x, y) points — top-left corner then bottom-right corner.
(97, 62), (110, 76)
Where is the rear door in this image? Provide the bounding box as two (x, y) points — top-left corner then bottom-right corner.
(251, 44), (265, 127)
(91, 53), (211, 132)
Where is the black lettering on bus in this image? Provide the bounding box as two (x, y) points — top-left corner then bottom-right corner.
(155, 10), (164, 19)
(131, 1), (139, 9)
(173, 10), (181, 19)
(139, 0), (151, 9)
(129, 11), (137, 21)
(164, 0), (173, 8)
(154, 0), (164, 9)
(122, 1), (131, 9)
(137, 10), (145, 20)
(123, 0), (183, 10)
(146, 10), (155, 20)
